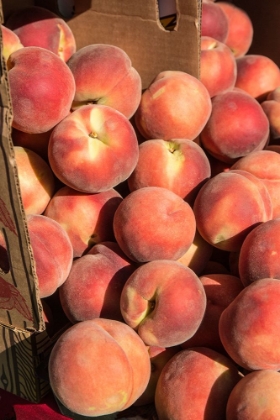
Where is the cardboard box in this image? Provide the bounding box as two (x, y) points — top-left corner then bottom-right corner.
(0, 0), (202, 407)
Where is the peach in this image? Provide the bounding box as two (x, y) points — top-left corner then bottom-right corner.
(226, 370), (280, 419)
(134, 345), (181, 406)
(134, 70), (212, 142)
(200, 36), (237, 98)
(1, 24), (23, 63)
(200, 89), (270, 163)
(231, 149), (280, 218)
(267, 85), (280, 102)
(113, 186), (196, 263)
(48, 318), (151, 416)
(181, 273), (244, 353)
(261, 99), (280, 141)
(5, 6), (76, 61)
(14, 146), (56, 215)
(176, 230), (213, 276)
(27, 214), (73, 298)
(44, 185), (123, 258)
(219, 278), (280, 371)
(193, 169), (272, 252)
(7, 46), (76, 134)
(120, 260), (207, 347)
(67, 43), (142, 119)
(235, 54), (280, 101)
(127, 138), (211, 205)
(238, 218), (280, 287)
(48, 104), (139, 194)
(12, 127), (52, 161)
(201, 1), (229, 43)
(218, 2), (254, 57)
(155, 347), (241, 420)
(59, 241), (136, 323)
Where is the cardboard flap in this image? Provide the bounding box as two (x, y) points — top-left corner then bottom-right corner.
(0, 11), (44, 333)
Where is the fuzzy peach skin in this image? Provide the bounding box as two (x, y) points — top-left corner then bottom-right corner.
(113, 186), (196, 263)
(201, 1), (229, 43)
(134, 70), (212, 141)
(200, 36), (237, 98)
(48, 104), (139, 194)
(1, 24), (23, 63)
(193, 169), (273, 252)
(27, 214), (73, 298)
(154, 347), (242, 420)
(127, 138), (210, 205)
(226, 370), (280, 419)
(267, 86), (280, 102)
(44, 185), (123, 258)
(219, 278), (280, 371)
(200, 89), (270, 163)
(120, 260), (207, 348)
(67, 43), (141, 119)
(15, 146), (55, 215)
(231, 150), (280, 219)
(12, 128), (52, 161)
(5, 6), (76, 61)
(134, 345), (181, 406)
(176, 230), (213, 276)
(238, 218), (280, 287)
(181, 274), (244, 353)
(48, 318), (151, 416)
(59, 241), (136, 323)
(218, 2), (253, 57)
(7, 46), (76, 134)
(235, 54), (280, 101)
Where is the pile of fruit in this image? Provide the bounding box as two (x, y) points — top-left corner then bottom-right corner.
(2, 1), (280, 418)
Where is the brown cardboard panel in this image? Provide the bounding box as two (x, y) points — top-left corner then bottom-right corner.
(0, 22), (43, 332)
(0, 325), (51, 402)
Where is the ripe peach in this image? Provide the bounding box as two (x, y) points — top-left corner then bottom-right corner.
(127, 138), (211, 205)
(219, 278), (280, 371)
(201, 1), (229, 43)
(44, 185), (123, 258)
(238, 218), (280, 287)
(5, 6), (76, 61)
(134, 70), (212, 142)
(59, 241), (136, 323)
(67, 43), (142, 119)
(226, 370), (280, 419)
(120, 260), (207, 348)
(193, 169), (272, 252)
(181, 273), (244, 353)
(218, 2), (254, 57)
(231, 149), (280, 218)
(113, 186), (196, 263)
(200, 89), (270, 163)
(1, 24), (23, 63)
(7, 46), (76, 134)
(15, 146), (55, 215)
(27, 214), (73, 298)
(261, 99), (280, 141)
(200, 36), (237, 98)
(48, 104), (139, 194)
(235, 54), (280, 101)
(155, 347), (241, 420)
(48, 318), (151, 416)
